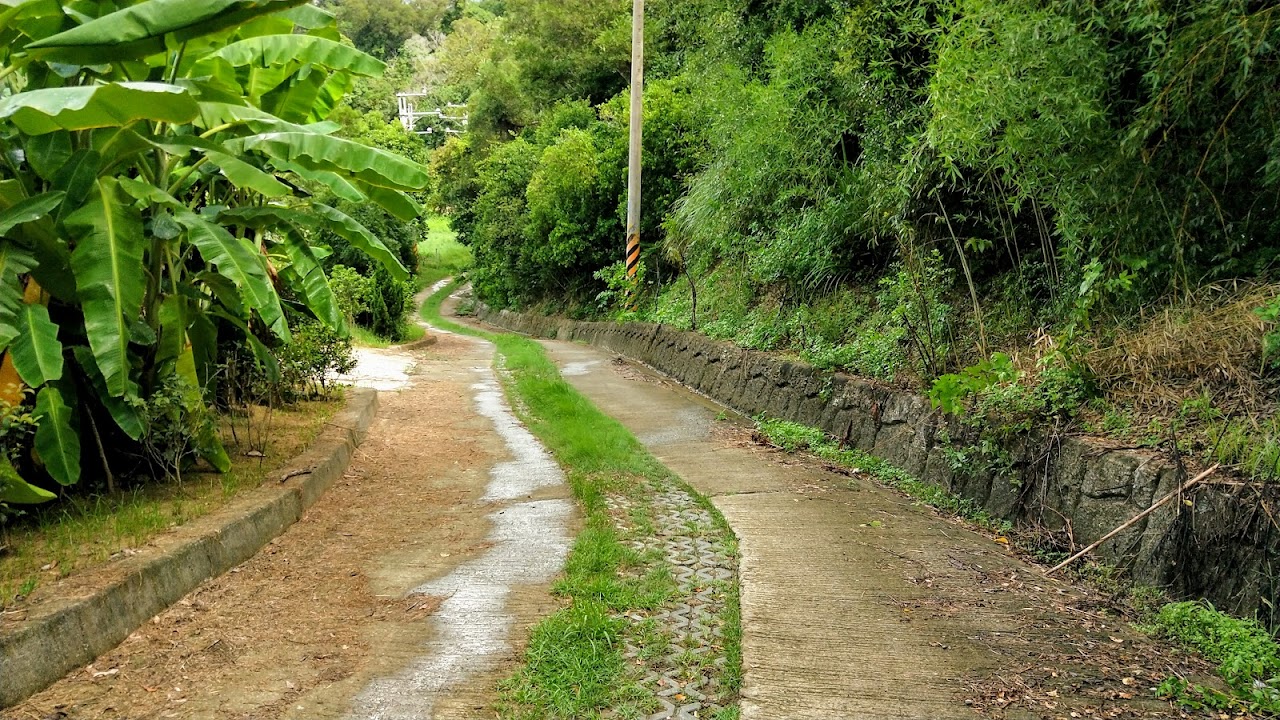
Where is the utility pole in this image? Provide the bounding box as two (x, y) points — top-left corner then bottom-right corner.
(625, 0), (645, 293)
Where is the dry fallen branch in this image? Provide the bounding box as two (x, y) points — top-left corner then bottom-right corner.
(278, 466), (315, 483)
(1045, 464), (1219, 575)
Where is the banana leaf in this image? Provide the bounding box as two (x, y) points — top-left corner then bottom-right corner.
(65, 178), (145, 397)
(193, 100), (340, 135)
(26, 0), (308, 64)
(261, 64), (329, 123)
(206, 34), (384, 76)
(156, 136), (291, 197)
(363, 186), (422, 223)
(281, 235), (344, 332)
(10, 303), (62, 387)
(25, 132), (70, 180)
(33, 384), (79, 485)
(0, 454), (56, 504)
(0, 82), (198, 135)
(276, 160), (365, 202)
(72, 346), (144, 441)
(232, 131), (429, 191)
(309, 203), (408, 281)
(0, 185), (73, 301)
(0, 191), (64, 236)
(175, 211), (290, 341)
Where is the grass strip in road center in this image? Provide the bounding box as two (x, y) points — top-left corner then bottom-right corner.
(422, 281), (742, 720)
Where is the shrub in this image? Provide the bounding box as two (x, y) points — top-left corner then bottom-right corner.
(278, 320), (357, 398)
(329, 265), (374, 323)
(142, 376), (223, 483)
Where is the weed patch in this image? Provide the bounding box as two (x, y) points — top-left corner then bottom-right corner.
(753, 416), (1012, 535)
(1146, 601), (1280, 714)
(0, 399), (338, 609)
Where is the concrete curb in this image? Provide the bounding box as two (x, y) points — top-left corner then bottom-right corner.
(0, 387), (379, 708)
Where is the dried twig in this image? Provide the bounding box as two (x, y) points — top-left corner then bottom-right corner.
(279, 466), (315, 483)
(1046, 464), (1219, 575)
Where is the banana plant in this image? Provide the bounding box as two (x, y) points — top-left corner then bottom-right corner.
(0, 0), (427, 501)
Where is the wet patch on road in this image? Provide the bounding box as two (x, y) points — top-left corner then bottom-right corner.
(337, 348), (417, 391)
(344, 361), (573, 720)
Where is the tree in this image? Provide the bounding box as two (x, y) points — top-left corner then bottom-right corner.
(325, 0), (451, 59)
(0, 0), (429, 501)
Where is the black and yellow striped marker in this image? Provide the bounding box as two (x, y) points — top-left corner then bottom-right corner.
(626, 231), (640, 280)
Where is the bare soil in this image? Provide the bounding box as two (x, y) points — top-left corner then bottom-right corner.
(3, 331), (564, 720)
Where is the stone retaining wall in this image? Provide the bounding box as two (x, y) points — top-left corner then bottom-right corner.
(478, 307), (1280, 618)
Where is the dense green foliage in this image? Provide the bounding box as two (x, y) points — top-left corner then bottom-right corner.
(413, 0), (1280, 480)
(422, 0), (1280, 341)
(0, 0), (429, 509)
(322, 0), (448, 60)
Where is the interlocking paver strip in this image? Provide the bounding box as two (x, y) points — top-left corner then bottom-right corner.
(608, 481), (737, 719)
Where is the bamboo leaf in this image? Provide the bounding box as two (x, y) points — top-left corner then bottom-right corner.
(66, 178), (145, 397)
(10, 303), (62, 387)
(33, 385), (79, 485)
(0, 82), (198, 135)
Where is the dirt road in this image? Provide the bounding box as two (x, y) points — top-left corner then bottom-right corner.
(5, 329), (575, 720)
